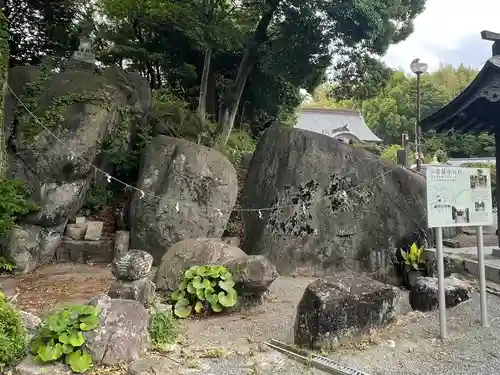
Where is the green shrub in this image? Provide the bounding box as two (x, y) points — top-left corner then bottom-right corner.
(170, 265), (238, 318)
(0, 257), (14, 273)
(149, 304), (178, 349)
(82, 184), (114, 214)
(31, 304), (100, 373)
(0, 178), (38, 240)
(0, 291), (27, 369)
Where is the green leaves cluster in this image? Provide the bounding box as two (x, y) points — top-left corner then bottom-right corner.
(148, 305), (178, 349)
(31, 304), (100, 373)
(0, 178), (38, 241)
(170, 265), (238, 318)
(0, 291), (27, 370)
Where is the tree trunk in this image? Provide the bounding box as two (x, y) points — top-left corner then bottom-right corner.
(0, 10), (8, 177)
(198, 46), (212, 122)
(216, 0), (280, 146)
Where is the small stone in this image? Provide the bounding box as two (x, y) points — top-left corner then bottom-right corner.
(128, 357), (176, 375)
(0, 278), (18, 299)
(111, 250), (153, 281)
(409, 276), (472, 312)
(18, 311), (41, 339)
(114, 230), (130, 259)
(75, 216), (86, 224)
(65, 223), (88, 240)
(84, 221), (104, 240)
(108, 277), (155, 307)
(13, 355), (72, 375)
(236, 347), (251, 356)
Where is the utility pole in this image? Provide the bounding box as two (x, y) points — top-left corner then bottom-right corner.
(410, 58), (428, 172)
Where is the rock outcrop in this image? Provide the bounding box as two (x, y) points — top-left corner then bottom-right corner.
(241, 124), (432, 276)
(3, 59), (151, 273)
(409, 276), (472, 312)
(84, 295), (150, 365)
(108, 250), (155, 306)
(130, 137), (238, 264)
(154, 238), (278, 303)
(294, 274), (400, 349)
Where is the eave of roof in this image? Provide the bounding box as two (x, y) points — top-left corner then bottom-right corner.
(420, 55), (500, 134)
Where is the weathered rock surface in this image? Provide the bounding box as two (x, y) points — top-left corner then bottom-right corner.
(409, 276), (472, 312)
(111, 249), (153, 281)
(4, 60), (152, 272)
(294, 274), (400, 349)
(128, 357), (177, 375)
(154, 238), (278, 301)
(55, 239), (114, 264)
(114, 230), (130, 259)
(108, 277), (155, 307)
(241, 124), (433, 276)
(84, 221), (104, 241)
(130, 136), (238, 264)
(64, 223), (88, 240)
(12, 355), (72, 375)
(84, 295), (149, 365)
(19, 310), (42, 339)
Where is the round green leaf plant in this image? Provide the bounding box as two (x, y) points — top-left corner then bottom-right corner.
(170, 265), (238, 318)
(30, 304), (100, 373)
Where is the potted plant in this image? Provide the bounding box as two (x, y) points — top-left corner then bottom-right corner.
(400, 242), (428, 287)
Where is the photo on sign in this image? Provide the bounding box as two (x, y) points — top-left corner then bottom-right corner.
(475, 201), (486, 212)
(452, 206), (470, 224)
(469, 169), (488, 189)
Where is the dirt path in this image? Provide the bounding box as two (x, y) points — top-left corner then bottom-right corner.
(0, 263), (113, 316)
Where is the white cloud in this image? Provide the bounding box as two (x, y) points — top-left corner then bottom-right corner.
(382, 0), (500, 72)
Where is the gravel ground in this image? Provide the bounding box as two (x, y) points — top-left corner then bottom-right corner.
(178, 277), (500, 375)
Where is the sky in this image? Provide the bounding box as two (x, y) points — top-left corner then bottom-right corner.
(382, 0), (500, 72)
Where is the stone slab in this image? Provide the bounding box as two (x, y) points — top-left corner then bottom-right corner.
(56, 239), (114, 264)
(84, 221), (104, 241)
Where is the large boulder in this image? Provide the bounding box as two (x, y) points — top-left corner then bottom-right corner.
(130, 137), (238, 264)
(409, 276), (472, 312)
(84, 295), (150, 365)
(294, 274), (400, 349)
(241, 124), (432, 276)
(154, 238), (278, 300)
(4, 60), (152, 273)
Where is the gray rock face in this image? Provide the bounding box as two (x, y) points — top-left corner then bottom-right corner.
(409, 276), (472, 312)
(7, 223), (65, 274)
(154, 238), (278, 302)
(224, 255), (279, 295)
(294, 274), (400, 349)
(241, 124), (432, 276)
(4, 61), (152, 273)
(111, 250), (153, 281)
(64, 223), (88, 240)
(128, 357), (176, 375)
(13, 355), (72, 375)
(130, 136), (238, 264)
(84, 295), (149, 365)
(18, 311), (42, 340)
(108, 277), (155, 307)
(154, 238), (245, 291)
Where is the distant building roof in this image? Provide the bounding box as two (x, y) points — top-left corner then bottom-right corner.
(295, 108), (382, 143)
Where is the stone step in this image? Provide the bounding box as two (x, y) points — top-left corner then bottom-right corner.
(424, 248), (500, 284)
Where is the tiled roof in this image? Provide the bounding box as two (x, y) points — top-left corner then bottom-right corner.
(295, 108), (382, 143)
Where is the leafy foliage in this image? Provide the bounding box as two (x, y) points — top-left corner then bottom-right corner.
(0, 291), (27, 370)
(0, 178), (38, 240)
(148, 304), (178, 349)
(400, 242), (425, 270)
(31, 304), (100, 373)
(170, 265), (238, 318)
(0, 257), (14, 273)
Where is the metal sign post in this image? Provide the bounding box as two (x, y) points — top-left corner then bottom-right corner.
(476, 225), (488, 326)
(426, 166), (493, 338)
(434, 227), (446, 338)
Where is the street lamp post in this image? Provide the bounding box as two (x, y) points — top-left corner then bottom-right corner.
(410, 58), (428, 172)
